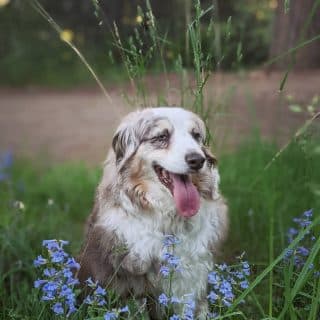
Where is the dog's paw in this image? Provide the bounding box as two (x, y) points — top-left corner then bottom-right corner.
(121, 253), (151, 275)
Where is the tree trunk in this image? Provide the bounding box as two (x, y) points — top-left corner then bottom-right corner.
(269, 0), (320, 69)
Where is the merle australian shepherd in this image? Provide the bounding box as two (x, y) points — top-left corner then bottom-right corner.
(78, 107), (228, 318)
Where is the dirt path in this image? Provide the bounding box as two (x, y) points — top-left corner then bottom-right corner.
(0, 70), (319, 164)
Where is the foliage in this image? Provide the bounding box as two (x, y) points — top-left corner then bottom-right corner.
(1, 133), (320, 318)
(0, 0), (275, 86)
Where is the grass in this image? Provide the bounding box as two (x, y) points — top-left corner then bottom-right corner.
(1, 132), (320, 319)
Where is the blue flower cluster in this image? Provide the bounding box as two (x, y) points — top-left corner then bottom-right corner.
(284, 209), (319, 277)
(84, 277), (107, 306)
(84, 278), (129, 320)
(158, 234), (251, 319)
(103, 305), (129, 320)
(34, 240), (80, 316)
(84, 277), (129, 320)
(34, 239), (130, 319)
(158, 293), (195, 320)
(207, 261), (250, 308)
(160, 235), (182, 277)
(83, 278), (129, 319)
(158, 235), (197, 320)
(0, 151), (13, 182)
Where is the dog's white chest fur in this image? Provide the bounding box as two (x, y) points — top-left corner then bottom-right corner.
(98, 199), (222, 300)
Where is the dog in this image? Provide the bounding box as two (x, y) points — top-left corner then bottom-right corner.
(77, 107), (228, 318)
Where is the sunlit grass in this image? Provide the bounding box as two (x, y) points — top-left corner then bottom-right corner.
(1, 133), (320, 318)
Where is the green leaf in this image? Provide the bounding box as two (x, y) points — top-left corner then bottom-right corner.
(289, 104), (302, 113)
(284, 0), (291, 13)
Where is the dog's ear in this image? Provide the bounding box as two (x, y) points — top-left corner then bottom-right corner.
(112, 130), (126, 162)
(112, 126), (139, 165)
(202, 146), (218, 167)
(112, 127), (134, 163)
(112, 114), (149, 165)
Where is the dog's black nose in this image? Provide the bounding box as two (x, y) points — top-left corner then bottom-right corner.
(185, 152), (205, 171)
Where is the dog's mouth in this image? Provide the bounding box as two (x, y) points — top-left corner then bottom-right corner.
(153, 164), (200, 218)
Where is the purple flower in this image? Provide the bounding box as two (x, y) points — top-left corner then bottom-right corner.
(42, 239), (69, 251)
(34, 255), (47, 267)
(158, 293), (169, 306)
(284, 210), (318, 273)
(42, 293), (55, 301)
(297, 246), (309, 256)
(163, 235), (180, 246)
(217, 263), (228, 271)
(207, 291), (218, 303)
(104, 311), (117, 320)
(0, 151), (13, 182)
(59, 285), (73, 298)
(160, 265), (170, 277)
(43, 281), (59, 293)
(34, 279), (47, 288)
(183, 297), (195, 320)
(222, 298), (232, 307)
(85, 277), (97, 288)
(65, 257), (80, 270)
(0, 151), (13, 169)
(52, 302), (64, 315)
(62, 267), (73, 279)
(95, 285), (106, 296)
(208, 271), (220, 285)
(207, 312), (218, 319)
(240, 280), (249, 289)
(43, 268), (57, 277)
(120, 305), (129, 313)
(167, 255), (180, 268)
(241, 261), (250, 276)
(207, 260), (251, 312)
(303, 209), (313, 218)
(171, 296), (181, 304)
(50, 250), (67, 263)
(34, 239), (78, 316)
(84, 295), (94, 305)
(233, 270), (245, 279)
(284, 248), (293, 260)
(170, 315), (181, 320)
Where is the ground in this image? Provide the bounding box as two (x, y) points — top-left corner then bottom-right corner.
(0, 69), (319, 164)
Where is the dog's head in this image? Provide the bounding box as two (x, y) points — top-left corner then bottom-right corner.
(108, 107), (219, 218)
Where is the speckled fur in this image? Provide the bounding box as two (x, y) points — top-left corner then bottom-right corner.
(78, 107), (228, 318)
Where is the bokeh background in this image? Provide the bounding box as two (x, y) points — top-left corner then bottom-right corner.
(0, 0), (319, 163)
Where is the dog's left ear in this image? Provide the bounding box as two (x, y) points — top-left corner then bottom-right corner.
(112, 126), (140, 166)
(112, 130), (127, 163)
(202, 146), (218, 168)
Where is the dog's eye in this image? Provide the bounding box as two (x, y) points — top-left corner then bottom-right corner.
(154, 133), (168, 141)
(191, 131), (202, 142)
(151, 130), (170, 143)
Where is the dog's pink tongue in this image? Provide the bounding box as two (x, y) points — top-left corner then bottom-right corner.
(170, 173), (200, 218)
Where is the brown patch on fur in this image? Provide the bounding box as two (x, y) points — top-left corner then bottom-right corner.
(78, 226), (149, 297)
(191, 173), (214, 200)
(202, 146), (218, 167)
(126, 157), (151, 210)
